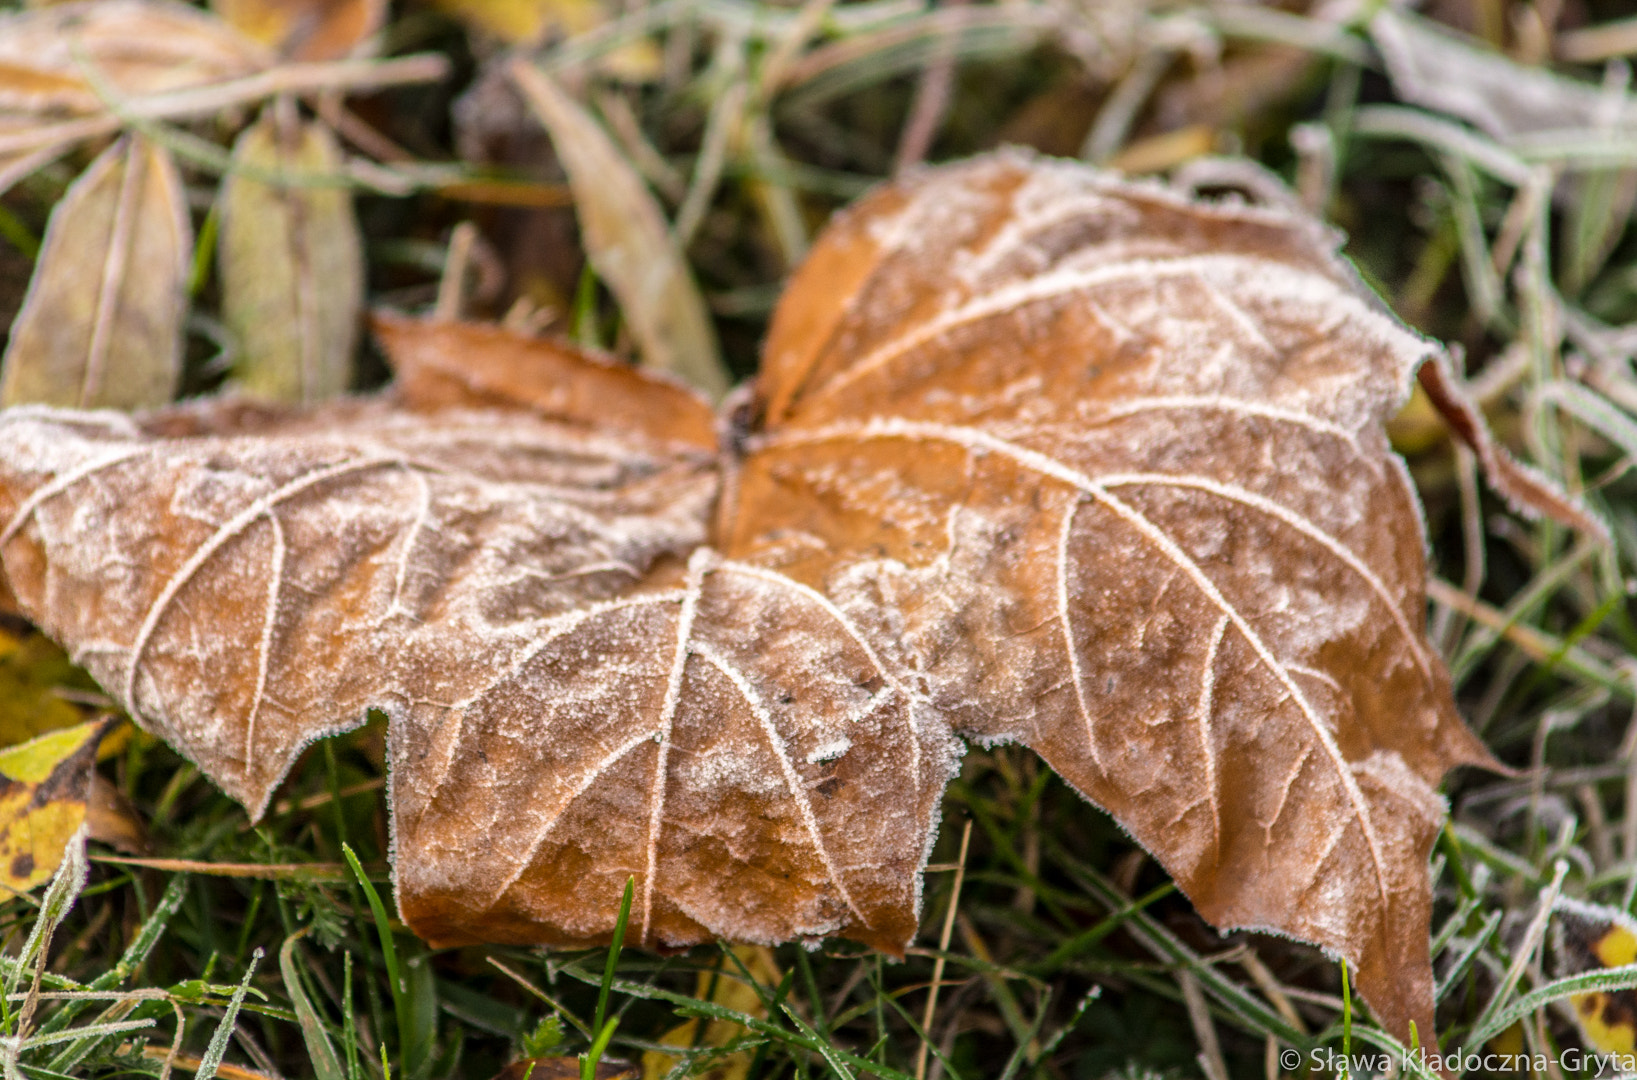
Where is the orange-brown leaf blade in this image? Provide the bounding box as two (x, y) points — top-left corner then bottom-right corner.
(0, 153), (1495, 1047)
(735, 153), (1492, 1045)
(373, 312), (718, 452)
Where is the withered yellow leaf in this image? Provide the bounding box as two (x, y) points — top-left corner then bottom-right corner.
(433, 0), (598, 45)
(0, 137), (190, 410)
(0, 626), (98, 747)
(0, 717), (113, 893)
(510, 61), (729, 399)
(220, 107), (364, 404)
(642, 946), (781, 1080)
(212, 0), (385, 61)
(430, 0), (658, 76)
(1553, 899), (1637, 1055)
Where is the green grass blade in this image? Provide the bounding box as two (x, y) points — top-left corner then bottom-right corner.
(196, 947), (261, 1080)
(584, 877), (634, 1080)
(342, 843), (415, 1078)
(280, 929), (345, 1080)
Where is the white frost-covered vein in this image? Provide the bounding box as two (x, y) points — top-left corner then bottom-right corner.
(954, 192), (1123, 282)
(244, 513), (287, 764)
(422, 591), (686, 803)
(695, 642), (866, 926)
(769, 419), (1393, 908)
(1195, 615), (1228, 851)
(808, 254), (1374, 408)
(1097, 472), (1434, 682)
(123, 457), (403, 722)
(388, 469), (433, 618)
(716, 559), (921, 787)
(1200, 275), (1278, 360)
(1262, 746), (1312, 844)
(0, 446), (149, 548)
(480, 728), (658, 909)
(1055, 496), (1101, 770)
(643, 553), (707, 942)
(1087, 397), (1363, 456)
(455, 592), (687, 712)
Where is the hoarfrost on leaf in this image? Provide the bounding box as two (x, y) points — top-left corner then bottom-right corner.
(0, 151), (1564, 1046)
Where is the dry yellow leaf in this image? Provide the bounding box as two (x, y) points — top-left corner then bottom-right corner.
(0, 718), (113, 893)
(434, 0), (598, 44)
(1, 136), (190, 410)
(0, 627), (96, 747)
(213, 0), (384, 61)
(432, 0), (658, 77)
(642, 947), (781, 1080)
(510, 61), (729, 399)
(220, 106), (364, 404)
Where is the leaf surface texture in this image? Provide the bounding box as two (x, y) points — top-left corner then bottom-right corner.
(0, 153), (1499, 1041)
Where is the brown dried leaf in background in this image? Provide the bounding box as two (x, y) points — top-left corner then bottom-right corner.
(372, 312), (718, 450)
(213, 0), (384, 61)
(1, 136), (190, 410)
(1372, 8), (1637, 293)
(0, 0), (267, 115)
(0, 152), (1563, 1047)
(1416, 354), (1610, 541)
(84, 771), (148, 855)
(510, 61), (730, 400)
(220, 106), (364, 404)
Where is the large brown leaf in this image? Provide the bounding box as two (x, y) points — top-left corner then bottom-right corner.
(0, 152), (1516, 1042)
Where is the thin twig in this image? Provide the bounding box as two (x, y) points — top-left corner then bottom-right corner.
(915, 819), (971, 1080)
(435, 222), (479, 322)
(0, 54), (448, 158)
(893, 0), (966, 173)
(1180, 970), (1230, 1080)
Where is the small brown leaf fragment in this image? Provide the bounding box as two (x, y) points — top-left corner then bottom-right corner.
(213, 0), (385, 61)
(1, 136), (189, 410)
(1416, 354), (1610, 542)
(373, 312), (718, 452)
(220, 107), (364, 404)
(85, 772), (148, 854)
(509, 60), (730, 401)
(0, 0), (267, 115)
